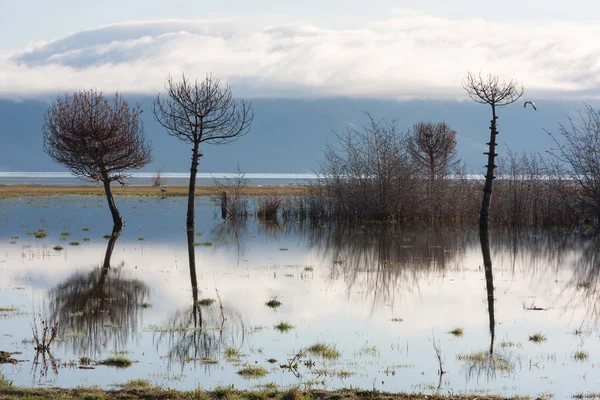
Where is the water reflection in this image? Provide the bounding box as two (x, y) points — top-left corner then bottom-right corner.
(7, 195), (600, 395)
(307, 224), (477, 305)
(480, 227), (495, 355)
(48, 230), (150, 356)
(149, 228), (245, 368)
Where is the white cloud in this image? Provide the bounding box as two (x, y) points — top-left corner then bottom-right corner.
(1, 12), (600, 99)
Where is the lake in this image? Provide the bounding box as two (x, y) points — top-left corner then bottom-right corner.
(0, 196), (598, 398)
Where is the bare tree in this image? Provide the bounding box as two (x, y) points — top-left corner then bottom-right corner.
(408, 122), (458, 179)
(462, 72), (524, 229)
(547, 104), (600, 225)
(43, 90), (152, 231)
(153, 74), (254, 230)
(408, 122), (459, 218)
(317, 113), (419, 220)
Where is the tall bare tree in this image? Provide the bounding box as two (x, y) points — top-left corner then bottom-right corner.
(462, 72), (524, 229)
(43, 90), (152, 231)
(153, 74), (254, 230)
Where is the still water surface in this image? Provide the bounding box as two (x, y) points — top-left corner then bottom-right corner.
(0, 196), (599, 397)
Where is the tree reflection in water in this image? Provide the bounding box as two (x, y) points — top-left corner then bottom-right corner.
(149, 228), (245, 369)
(480, 226), (495, 355)
(305, 223), (476, 308)
(456, 226), (514, 383)
(48, 230), (149, 356)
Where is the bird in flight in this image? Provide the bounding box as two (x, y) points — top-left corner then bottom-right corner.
(524, 101), (537, 111)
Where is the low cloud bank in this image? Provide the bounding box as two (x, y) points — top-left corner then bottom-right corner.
(2, 12), (599, 99)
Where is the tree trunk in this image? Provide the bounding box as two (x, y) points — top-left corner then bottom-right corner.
(102, 178), (124, 232)
(99, 228), (120, 288)
(186, 142), (201, 230)
(480, 106), (498, 230)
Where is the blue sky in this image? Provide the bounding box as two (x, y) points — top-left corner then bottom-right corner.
(1, 0), (599, 99)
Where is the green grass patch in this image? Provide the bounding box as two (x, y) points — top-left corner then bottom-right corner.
(69, 241), (80, 246)
(28, 229), (48, 239)
(307, 343), (341, 360)
(195, 241), (214, 247)
(573, 350), (589, 361)
(0, 383), (534, 400)
(141, 303), (151, 309)
(303, 266), (314, 272)
(237, 365), (268, 378)
(266, 298), (282, 309)
(0, 307), (18, 313)
(528, 332), (547, 343)
(98, 356), (133, 368)
(274, 321), (294, 333)
(224, 347), (244, 360)
(60, 232), (70, 237)
(115, 379), (153, 390)
(449, 327), (464, 337)
(53, 245), (64, 251)
(198, 298), (215, 307)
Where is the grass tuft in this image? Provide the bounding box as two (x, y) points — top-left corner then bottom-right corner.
(224, 347), (243, 360)
(198, 298), (215, 307)
(98, 356), (133, 368)
(307, 343), (341, 360)
(573, 350), (589, 361)
(28, 229), (48, 239)
(236, 365), (268, 379)
(265, 298), (282, 309)
(274, 321), (294, 333)
(529, 332), (547, 343)
(449, 327), (464, 337)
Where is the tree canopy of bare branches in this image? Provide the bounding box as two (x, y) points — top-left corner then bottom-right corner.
(547, 104), (600, 223)
(462, 73), (524, 110)
(153, 74), (254, 230)
(408, 121), (459, 220)
(318, 114), (418, 220)
(42, 90), (152, 231)
(408, 122), (459, 179)
(462, 72), (524, 230)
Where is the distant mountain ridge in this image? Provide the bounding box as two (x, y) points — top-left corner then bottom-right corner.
(0, 96), (591, 175)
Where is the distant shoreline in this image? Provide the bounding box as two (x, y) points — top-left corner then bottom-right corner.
(0, 184), (310, 199)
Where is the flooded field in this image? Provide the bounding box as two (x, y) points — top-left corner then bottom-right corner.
(1, 196), (600, 398)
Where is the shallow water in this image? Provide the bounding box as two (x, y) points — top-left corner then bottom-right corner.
(0, 196), (599, 398)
